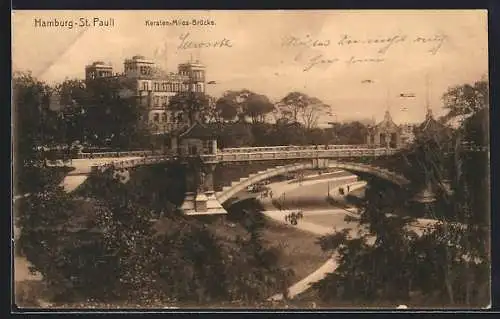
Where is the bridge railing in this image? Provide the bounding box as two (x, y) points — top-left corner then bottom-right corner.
(90, 154), (175, 172)
(77, 150), (155, 159)
(220, 144), (374, 153)
(216, 148), (398, 162)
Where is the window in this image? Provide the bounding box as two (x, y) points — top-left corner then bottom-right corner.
(197, 83), (203, 92)
(189, 145), (197, 155)
(161, 113), (167, 122)
(142, 82), (148, 91)
(162, 83), (167, 91)
(153, 113), (160, 123)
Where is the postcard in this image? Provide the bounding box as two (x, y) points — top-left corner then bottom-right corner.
(12, 10), (490, 310)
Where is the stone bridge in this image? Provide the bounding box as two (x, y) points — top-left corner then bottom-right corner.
(83, 145), (410, 215)
(214, 160), (410, 205)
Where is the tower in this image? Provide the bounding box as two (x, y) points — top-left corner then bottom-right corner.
(85, 61), (113, 81)
(123, 55), (155, 79)
(178, 60), (206, 94)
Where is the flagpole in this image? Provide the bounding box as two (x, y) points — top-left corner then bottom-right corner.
(425, 73), (430, 113)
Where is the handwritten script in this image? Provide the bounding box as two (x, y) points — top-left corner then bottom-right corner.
(282, 33), (448, 71)
(177, 32), (233, 50)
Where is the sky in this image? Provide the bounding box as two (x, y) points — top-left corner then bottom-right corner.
(12, 10), (488, 124)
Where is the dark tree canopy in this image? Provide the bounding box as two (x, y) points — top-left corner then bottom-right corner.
(215, 90), (275, 124)
(312, 78), (490, 307)
(276, 92), (330, 129)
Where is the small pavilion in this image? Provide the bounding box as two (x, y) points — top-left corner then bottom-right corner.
(366, 110), (402, 148)
(172, 121), (226, 215)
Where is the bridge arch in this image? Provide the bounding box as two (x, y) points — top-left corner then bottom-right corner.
(215, 161), (410, 204)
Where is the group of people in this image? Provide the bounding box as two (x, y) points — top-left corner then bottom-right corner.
(338, 185), (351, 196)
(284, 211), (304, 225)
(259, 188), (273, 199)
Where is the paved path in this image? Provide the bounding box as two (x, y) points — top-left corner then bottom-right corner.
(59, 157), (140, 192)
(262, 174), (366, 301)
(263, 174), (443, 301)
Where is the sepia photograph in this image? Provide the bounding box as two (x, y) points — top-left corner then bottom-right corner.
(12, 10), (490, 310)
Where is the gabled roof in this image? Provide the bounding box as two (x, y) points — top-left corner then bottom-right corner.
(179, 121), (218, 139)
(368, 111), (401, 132)
(416, 109), (451, 135)
(377, 111), (398, 128)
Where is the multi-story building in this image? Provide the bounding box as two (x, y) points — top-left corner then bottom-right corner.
(85, 61), (114, 80)
(85, 55), (207, 134)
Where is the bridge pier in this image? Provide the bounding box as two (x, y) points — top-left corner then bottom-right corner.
(182, 161), (227, 216)
(311, 158), (329, 169)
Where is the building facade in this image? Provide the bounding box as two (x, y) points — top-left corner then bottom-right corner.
(366, 110), (402, 148)
(85, 55), (207, 134)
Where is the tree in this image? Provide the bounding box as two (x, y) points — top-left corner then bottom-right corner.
(19, 161), (292, 305)
(442, 79), (488, 122)
(333, 121), (368, 145)
(13, 71), (64, 194)
(243, 94), (275, 124)
(82, 77), (149, 149)
(312, 79), (490, 307)
(52, 77), (150, 149)
(168, 91), (211, 127)
(277, 92), (330, 130)
(215, 96), (239, 122)
(215, 90), (274, 124)
(219, 122), (255, 148)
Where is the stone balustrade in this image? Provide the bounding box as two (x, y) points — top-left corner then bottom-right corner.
(215, 148), (398, 162)
(88, 147), (401, 175)
(77, 150), (154, 159)
(221, 144), (373, 153)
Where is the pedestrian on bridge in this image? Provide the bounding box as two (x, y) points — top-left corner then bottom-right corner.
(269, 190), (273, 199)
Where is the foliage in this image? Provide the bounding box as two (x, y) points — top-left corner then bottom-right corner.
(215, 90), (275, 124)
(218, 122), (256, 148)
(312, 79), (490, 307)
(13, 72), (63, 194)
(276, 92), (330, 130)
(168, 91), (211, 127)
(71, 77), (149, 148)
(330, 121), (368, 145)
(215, 95), (239, 122)
(442, 79), (488, 120)
(18, 161), (291, 304)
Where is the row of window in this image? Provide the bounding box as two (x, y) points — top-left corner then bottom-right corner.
(124, 65), (153, 75)
(153, 96), (169, 107)
(150, 112), (185, 124)
(87, 71), (112, 79)
(179, 70), (204, 80)
(141, 81), (204, 93)
(151, 113), (167, 123)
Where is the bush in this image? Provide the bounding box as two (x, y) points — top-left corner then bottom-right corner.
(18, 166), (291, 305)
